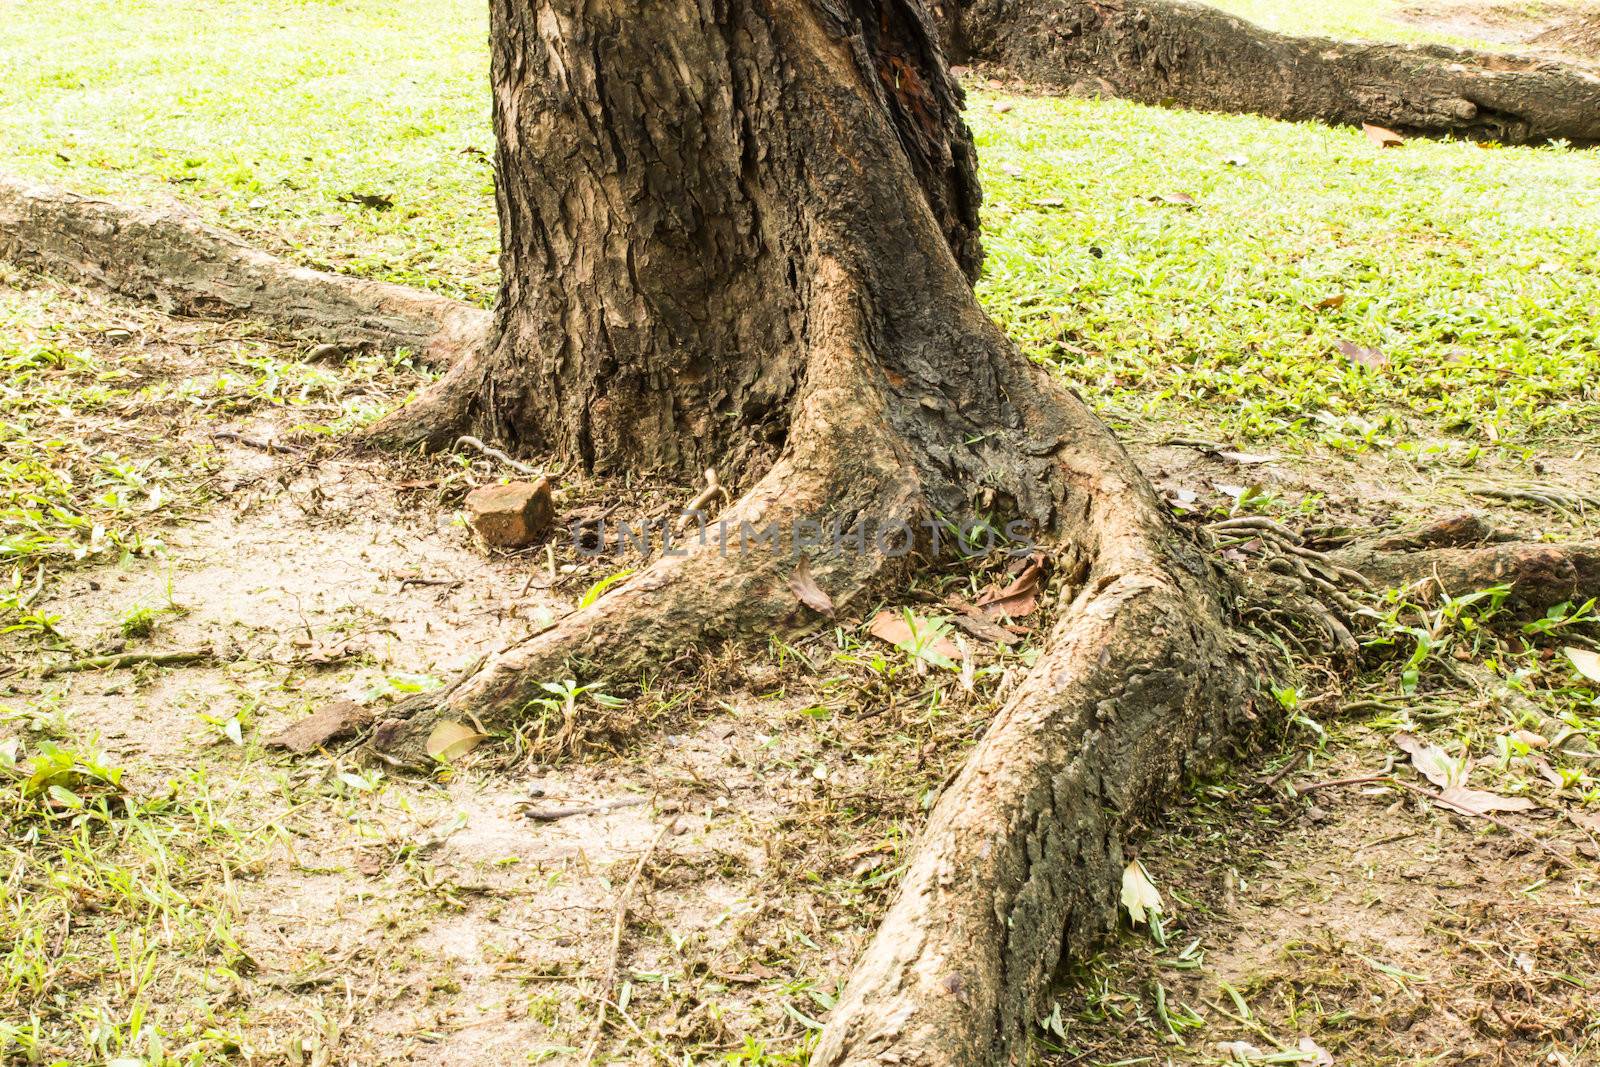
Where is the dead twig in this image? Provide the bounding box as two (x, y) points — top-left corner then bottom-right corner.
(40, 649), (213, 678)
(580, 820), (672, 1065)
(212, 430), (306, 454)
(455, 434), (542, 477)
(517, 796), (650, 821)
(674, 468), (727, 531)
(1256, 748), (1307, 791)
(397, 576), (462, 591)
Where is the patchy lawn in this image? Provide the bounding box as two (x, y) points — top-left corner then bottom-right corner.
(2, 1), (1599, 1065)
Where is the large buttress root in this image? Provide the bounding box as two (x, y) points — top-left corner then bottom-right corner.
(813, 414), (1257, 1065)
(942, 0), (1600, 144)
(369, 325), (930, 764)
(0, 175), (488, 363)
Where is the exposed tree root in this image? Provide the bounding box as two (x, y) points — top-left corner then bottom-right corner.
(1334, 538), (1600, 616)
(0, 175), (488, 364)
(941, 0), (1600, 144)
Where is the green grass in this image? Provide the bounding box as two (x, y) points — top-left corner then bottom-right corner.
(4, 0), (1597, 459)
(0, 0), (497, 303)
(1205, 0), (1497, 47)
(1206, 0), (1600, 50)
(969, 96), (1600, 452)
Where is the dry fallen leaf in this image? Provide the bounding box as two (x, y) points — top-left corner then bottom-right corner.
(976, 551), (1048, 618)
(1217, 450), (1279, 465)
(1120, 859), (1163, 925)
(1149, 192), (1197, 206)
(1509, 728), (1549, 749)
(788, 557), (835, 618)
(868, 609), (962, 662)
(943, 596), (1023, 645)
(1336, 338), (1388, 370)
(264, 700), (373, 753)
(1363, 122), (1404, 148)
(1297, 1036), (1335, 1066)
(1436, 784), (1536, 816)
(1565, 646), (1600, 683)
(1394, 732), (1464, 789)
(1314, 293), (1347, 311)
(426, 720), (490, 762)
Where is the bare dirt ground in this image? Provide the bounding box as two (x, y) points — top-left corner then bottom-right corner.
(1400, 1), (1600, 64)
(3, 262), (1598, 1067)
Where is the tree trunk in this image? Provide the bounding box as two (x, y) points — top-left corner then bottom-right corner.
(372, 0), (987, 479)
(939, 0), (1600, 144)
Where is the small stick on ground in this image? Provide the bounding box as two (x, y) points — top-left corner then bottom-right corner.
(213, 430), (306, 455)
(674, 468), (726, 531)
(455, 434), (541, 477)
(397, 576), (462, 590)
(517, 796), (651, 821)
(41, 649), (212, 678)
(581, 820), (672, 1066)
(1256, 749), (1307, 791)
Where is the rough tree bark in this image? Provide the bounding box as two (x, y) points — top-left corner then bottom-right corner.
(5, 0), (1598, 1063)
(938, 0), (1600, 144)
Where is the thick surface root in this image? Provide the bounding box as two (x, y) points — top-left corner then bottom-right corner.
(944, 0), (1600, 144)
(812, 433), (1256, 1065)
(1335, 539), (1600, 616)
(368, 346), (928, 764)
(0, 174), (488, 363)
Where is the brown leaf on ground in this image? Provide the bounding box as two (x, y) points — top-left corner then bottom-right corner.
(1394, 732), (1463, 789)
(1336, 338), (1388, 369)
(425, 720), (490, 762)
(1437, 785), (1536, 816)
(1566, 646), (1600, 683)
(976, 552), (1048, 619)
(943, 596), (1024, 644)
(1363, 122), (1404, 147)
(1297, 1036), (1335, 1066)
(1314, 293), (1347, 310)
(788, 557), (835, 618)
(1149, 192), (1197, 206)
(868, 610), (962, 661)
(264, 700), (374, 753)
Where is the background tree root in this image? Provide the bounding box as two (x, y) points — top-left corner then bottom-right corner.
(0, 174), (488, 363)
(941, 0), (1600, 144)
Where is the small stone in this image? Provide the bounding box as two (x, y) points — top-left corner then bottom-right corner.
(465, 478), (553, 548)
(265, 700), (373, 753)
